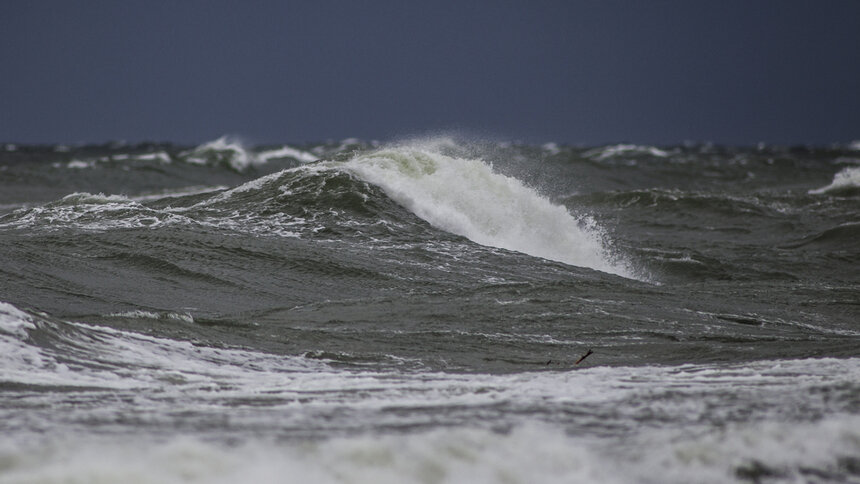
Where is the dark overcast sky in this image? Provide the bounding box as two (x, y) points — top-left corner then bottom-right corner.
(1, 0), (859, 146)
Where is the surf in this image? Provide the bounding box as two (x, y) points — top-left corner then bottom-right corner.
(343, 141), (636, 279)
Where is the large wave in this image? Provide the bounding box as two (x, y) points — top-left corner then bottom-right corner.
(343, 143), (636, 278)
(2, 138), (639, 278)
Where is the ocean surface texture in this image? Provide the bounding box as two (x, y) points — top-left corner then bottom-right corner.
(1, 137), (858, 483)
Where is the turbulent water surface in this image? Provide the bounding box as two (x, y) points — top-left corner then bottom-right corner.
(1, 137), (859, 483)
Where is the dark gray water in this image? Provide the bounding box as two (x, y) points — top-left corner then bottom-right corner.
(1, 137), (858, 483)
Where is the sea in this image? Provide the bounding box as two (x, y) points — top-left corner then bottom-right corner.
(0, 136), (858, 483)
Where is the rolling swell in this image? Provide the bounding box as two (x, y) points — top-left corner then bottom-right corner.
(171, 165), (428, 239)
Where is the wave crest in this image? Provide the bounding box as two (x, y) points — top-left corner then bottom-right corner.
(177, 137), (319, 172)
(809, 166), (860, 195)
(344, 144), (636, 278)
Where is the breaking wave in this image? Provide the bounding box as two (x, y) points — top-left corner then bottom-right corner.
(344, 144), (636, 278)
(809, 166), (860, 195)
(179, 137), (318, 172)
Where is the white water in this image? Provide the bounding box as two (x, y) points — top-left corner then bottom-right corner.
(3, 415), (858, 484)
(345, 145), (635, 278)
(2, 301), (859, 483)
(0, 192), (198, 232)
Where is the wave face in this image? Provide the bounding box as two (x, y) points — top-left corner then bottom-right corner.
(1, 138), (859, 483)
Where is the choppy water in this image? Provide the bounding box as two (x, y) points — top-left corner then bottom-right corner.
(1, 137), (859, 483)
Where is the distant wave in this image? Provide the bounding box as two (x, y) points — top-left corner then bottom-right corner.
(48, 137), (320, 172)
(809, 166), (860, 195)
(583, 144), (670, 161)
(179, 137), (318, 172)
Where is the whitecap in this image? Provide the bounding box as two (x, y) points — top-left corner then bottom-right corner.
(583, 144), (669, 160)
(344, 143), (637, 278)
(135, 151), (172, 163)
(180, 136), (261, 172)
(257, 145), (319, 163)
(67, 160), (95, 169)
(809, 166), (860, 194)
(541, 142), (561, 155)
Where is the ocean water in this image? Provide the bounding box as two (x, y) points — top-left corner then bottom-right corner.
(0, 137), (858, 483)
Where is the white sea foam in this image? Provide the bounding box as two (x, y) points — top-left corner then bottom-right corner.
(0, 192), (199, 232)
(809, 165), (860, 194)
(0, 426), (618, 484)
(0, 301), (325, 389)
(619, 414), (860, 484)
(59, 192), (130, 204)
(8, 416), (860, 484)
(109, 310), (195, 324)
(0, 302), (36, 339)
(1, 389), (858, 484)
(0, 303), (78, 386)
(344, 145), (635, 278)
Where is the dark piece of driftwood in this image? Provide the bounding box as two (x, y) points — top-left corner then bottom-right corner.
(575, 349), (594, 365)
(545, 348), (595, 366)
